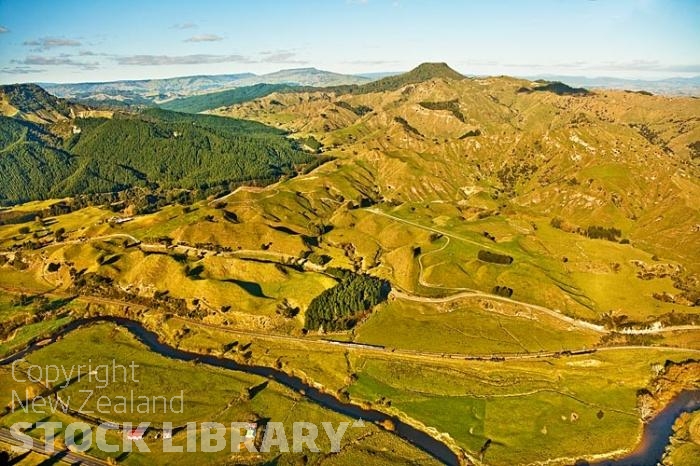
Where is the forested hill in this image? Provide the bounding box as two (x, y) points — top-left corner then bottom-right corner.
(0, 115), (76, 203)
(159, 83), (298, 113)
(0, 105), (315, 205)
(349, 62), (465, 94)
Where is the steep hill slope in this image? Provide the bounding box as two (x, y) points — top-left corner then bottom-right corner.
(0, 89), (315, 204)
(0, 83), (79, 124)
(0, 115), (76, 203)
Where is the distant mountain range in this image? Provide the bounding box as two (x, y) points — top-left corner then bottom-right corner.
(521, 75), (700, 96)
(231, 67), (371, 87)
(38, 67), (699, 111)
(41, 68), (371, 107)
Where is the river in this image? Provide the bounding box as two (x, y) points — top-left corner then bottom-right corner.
(1, 316), (697, 466)
(591, 389), (700, 466)
(0, 316), (461, 465)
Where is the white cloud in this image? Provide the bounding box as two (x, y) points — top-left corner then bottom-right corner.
(0, 66), (45, 74)
(12, 55), (98, 70)
(184, 34), (223, 42)
(259, 50), (307, 64)
(23, 37), (82, 50)
(172, 22), (197, 29)
(115, 54), (254, 66)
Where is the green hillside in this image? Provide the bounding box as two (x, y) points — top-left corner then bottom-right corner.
(0, 116), (76, 204)
(159, 83), (297, 113)
(63, 109), (312, 191)
(0, 105), (315, 205)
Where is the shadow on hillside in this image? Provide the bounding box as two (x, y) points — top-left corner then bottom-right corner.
(518, 81), (590, 96)
(269, 225), (300, 235)
(5, 450), (30, 465)
(224, 278), (269, 298)
(248, 381), (269, 399)
(36, 450), (70, 466)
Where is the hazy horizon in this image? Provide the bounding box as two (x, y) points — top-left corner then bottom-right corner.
(7, 65), (698, 87)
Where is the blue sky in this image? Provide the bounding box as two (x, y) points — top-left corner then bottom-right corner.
(0, 0), (698, 83)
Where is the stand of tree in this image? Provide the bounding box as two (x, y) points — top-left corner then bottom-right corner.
(492, 285), (514, 297)
(1, 108), (315, 205)
(418, 100), (465, 122)
(477, 250), (514, 265)
(304, 269), (390, 331)
(550, 218), (623, 243)
(70, 271), (202, 318)
(586, 225), (622, 241)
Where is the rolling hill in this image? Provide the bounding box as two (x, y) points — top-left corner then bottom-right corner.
(217, 63), (700, 274)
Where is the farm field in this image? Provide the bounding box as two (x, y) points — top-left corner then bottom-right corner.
(1, 323), (442, 465)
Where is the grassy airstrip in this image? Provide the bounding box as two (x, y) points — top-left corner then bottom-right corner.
(356, 298), (602, 354)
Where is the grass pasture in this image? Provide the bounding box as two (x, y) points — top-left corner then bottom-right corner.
(356, 297), (601, 354)
(348, 347), (698, 465)
(0, 322), (441, 465)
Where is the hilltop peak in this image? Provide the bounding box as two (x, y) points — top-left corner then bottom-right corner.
(345, 62), (464, 94)
(407, 62), (465, 80)
(277, 67), (322, 73)
(1, 83), (56, 104)
(0, 83), (79, 123)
